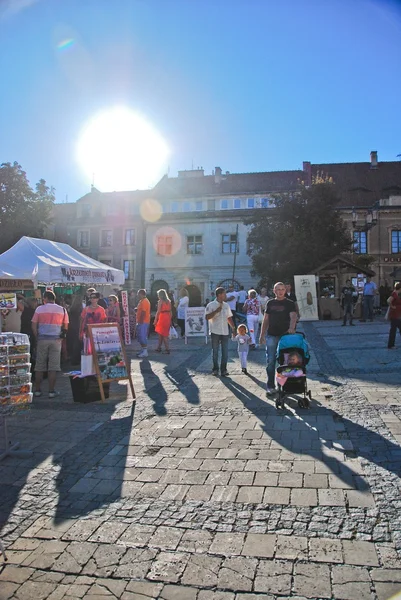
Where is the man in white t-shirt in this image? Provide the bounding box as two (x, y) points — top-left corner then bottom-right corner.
(205, 287), (235, 376)
(226, 284), (239, 328)
(237, 286), (248, 313)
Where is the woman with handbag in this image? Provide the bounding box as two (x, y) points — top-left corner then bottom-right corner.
(154, 289), (172, 354)
(387, 282), (401, 349)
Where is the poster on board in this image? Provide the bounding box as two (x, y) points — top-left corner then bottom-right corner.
(120, 290), (131, 345)
(294, 275), (319, 321)
(88, 323), (135, 402)
(0, 293), (17, 310)
(184, 307), (207, 343)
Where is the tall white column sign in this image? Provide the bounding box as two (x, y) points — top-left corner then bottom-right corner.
(120, 290), (131, 345)
(294, 275), (319, 321)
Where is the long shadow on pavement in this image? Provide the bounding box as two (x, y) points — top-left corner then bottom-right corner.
(220, 376), (401, 490)
(139, 359), (168, 416)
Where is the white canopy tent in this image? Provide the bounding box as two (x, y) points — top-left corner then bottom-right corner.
(0, 237), (125, 286)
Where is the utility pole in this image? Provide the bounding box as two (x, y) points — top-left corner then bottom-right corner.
(231, 223), (239, 285)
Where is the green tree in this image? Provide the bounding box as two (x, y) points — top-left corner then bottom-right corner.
(246, 183), (352, 284)
(0, 162), (54, 253)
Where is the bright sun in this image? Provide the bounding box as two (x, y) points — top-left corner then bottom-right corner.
(77, 106), (170, 191)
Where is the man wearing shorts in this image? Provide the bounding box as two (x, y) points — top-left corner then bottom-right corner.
(136, 289), (151, 358)
(32, 290), (69, 398)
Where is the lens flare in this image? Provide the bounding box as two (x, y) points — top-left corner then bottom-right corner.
(57, 38), (75, 50)
(140, 199), (163, 223)
(153, 227), (181, 258)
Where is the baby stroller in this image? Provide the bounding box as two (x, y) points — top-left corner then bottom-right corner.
(275, 332), (311, 409)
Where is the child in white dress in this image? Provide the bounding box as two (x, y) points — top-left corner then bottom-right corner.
(234, 324), (251, 374)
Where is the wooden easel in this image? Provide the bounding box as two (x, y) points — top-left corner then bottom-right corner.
(87, 324), (135, 403)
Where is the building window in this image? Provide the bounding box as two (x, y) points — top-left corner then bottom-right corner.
(124, 229), (135, 245)
(80, 204), (91, 217)
(171, 202), (179, 213)
(391, 230), (401, 253)
(78, 230), (89, 248)
(123, 260), (135, 279)
(353, 231), (367, 254)
(221, 199), (231, 210)
(100, 230), (113, 247)
(260, 197), (270, 208)
(157, 235), (173, 256)
(107, 204), (119, 216)
(183, 201), (191, 212)
(247, 198), (255, 208)
(222, 233), (238, 254)
(233, 198), (241, 209)
(187, 235), (203, 254)
(195, 200), (203, 211)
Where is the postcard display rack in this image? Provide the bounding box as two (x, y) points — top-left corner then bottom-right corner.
(0, 333), (33, 462)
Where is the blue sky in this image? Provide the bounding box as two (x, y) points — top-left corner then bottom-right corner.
(1, 0), (401, 202)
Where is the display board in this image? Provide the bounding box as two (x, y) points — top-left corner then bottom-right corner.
(0, 293), (17, 310)
(184, 307), (207, 343)
(87, 323), (135, 402)
(294, 275), (319, 321)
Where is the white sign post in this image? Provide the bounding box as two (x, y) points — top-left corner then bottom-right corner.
(120, 290), (131, 345)
(184, 307), (207, 344)
(294, 275), (319, 321)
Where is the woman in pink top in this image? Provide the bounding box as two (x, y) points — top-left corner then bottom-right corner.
(243, 289), (260, 348)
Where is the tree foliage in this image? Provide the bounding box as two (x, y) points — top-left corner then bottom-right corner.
(0, 162), (55, 254)
(246, 183), (352, 285)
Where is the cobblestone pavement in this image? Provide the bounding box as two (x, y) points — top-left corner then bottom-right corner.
(1, 320), (401, 599)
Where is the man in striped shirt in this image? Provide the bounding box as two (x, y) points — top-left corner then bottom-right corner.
(32, 291), (69, 398)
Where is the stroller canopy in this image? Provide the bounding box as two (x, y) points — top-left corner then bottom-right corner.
(276, 333), (310, 362)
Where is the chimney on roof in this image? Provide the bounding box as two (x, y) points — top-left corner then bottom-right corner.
(303, 161), (312, 186)
(370, 150), (378, 169)
(215, 166), (222, 184)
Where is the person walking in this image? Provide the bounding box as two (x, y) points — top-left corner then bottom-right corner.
(236, 286), (248, 314)
(154, 289), (172, 353)
(360, 276), (378, 322)
(243, 289), (260, 348)
(226, 284), (239, 328)
(259, 281), (297, 396)
(387, 282), (401, 349)
(31, 290), (69, 398)
(136, 289), (151, 358)
(176, 289), (189, 338)
(341, 279), (356, 326)
(234, 323), (251, 374)
(205, 287), (235, 377)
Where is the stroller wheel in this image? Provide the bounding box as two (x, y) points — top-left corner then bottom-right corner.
(308, 390), (312, 401)
(298, 397), (305, 409)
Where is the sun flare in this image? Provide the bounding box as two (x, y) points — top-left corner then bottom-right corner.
(77, 106), (169, 191)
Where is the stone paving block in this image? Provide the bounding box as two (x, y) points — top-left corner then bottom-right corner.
(346, 490), (375, 507)
(222, 459), (247, 471)
(35, 518), (77, 540)
(332, 582), (374, 600)
(120, 481), (144, 497)
(278, 472), (303, 487)
(276, 535), (308, 560)
(329, 474), (354, 489)
(292, 461), (315, 473)
(185, 484), (214, 501)
(160, 484), (190, 500)
(183, 471), (209, 484)
(263, 487), (290, 505)
(0, 565), (34, 584)
(293, 562), (332, 598)
(375, 544), (401, 569)
(290, 488), (318, 506)
(229, 471), (255, 486)
(178, 529), (213, 554)
(211, 485), (239, 502)
(371, 569), (401, 583)
(118, 523), (155, 547)
(22, 540), (68, 569)
(181, 554), (222, 587)
(236, 449), (258, 460)
(342, 540), (379, 566)
(237, 486), (264, 503)
(0, 582), (19, 599)
(235, 595), (275, 600)
(303, 473), (329, 488)
(62, 520), (104, 542)
(254, 559), (292, 595)
(148, 526), (183, 550)
(113, 547), (157, 579)
(147, 551), (189, 583)
(177, 458), (203, 470)
(13, 581), (57, 600)
(88, 521), (129, 543)
(196, 448), (219, 459)
(123, 580), (163, 599)
(197, 592), (235, 600)
(254, 472), (279, 487)
(216, 449), (238, 459)
(160, 584), (198, 600)
(242, 533), (276, 558)
(268, 461), (292, 472)
(134, 468), (164, 482)
(218, 556), (258, 592)
(209, 533), (245, 556)
(137, 482), (167, 498)
(90, 479), (121, 495)
(318, 488), (346, 506)
(308, 538), (343, 563)
(205, 472), (231, 486)
(374, 583), (401, 600)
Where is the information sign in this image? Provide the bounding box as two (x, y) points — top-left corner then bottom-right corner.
(184, 307), (207, 343)
(0, 293), (17, 310)
(294, 275), (319, 321)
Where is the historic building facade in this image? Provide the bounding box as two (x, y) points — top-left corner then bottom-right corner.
(53, 151), (401, 302)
